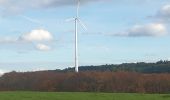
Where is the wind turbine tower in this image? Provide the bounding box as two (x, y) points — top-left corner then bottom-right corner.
(74, 0), (87, 72)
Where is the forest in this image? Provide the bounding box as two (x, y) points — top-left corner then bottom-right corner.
(0, 61), (170, 93)
(60, 60), (170, 73)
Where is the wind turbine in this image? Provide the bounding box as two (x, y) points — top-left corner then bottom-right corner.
(66, 0), (87, 72)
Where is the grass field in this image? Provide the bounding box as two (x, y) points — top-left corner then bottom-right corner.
(0, 92), (170, 100)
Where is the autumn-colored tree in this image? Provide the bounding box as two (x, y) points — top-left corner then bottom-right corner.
(1, 71), (170, 93)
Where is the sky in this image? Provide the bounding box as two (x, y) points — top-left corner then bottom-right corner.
(0, 0), (170, 74)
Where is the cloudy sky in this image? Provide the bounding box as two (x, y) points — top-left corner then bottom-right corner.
(0, 0), (170, 73)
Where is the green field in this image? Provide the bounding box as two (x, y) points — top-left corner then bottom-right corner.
(0, 92), (170, 100)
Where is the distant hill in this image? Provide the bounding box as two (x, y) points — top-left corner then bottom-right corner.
(57, 60), (170, 73)
(1, 60), (170, 93)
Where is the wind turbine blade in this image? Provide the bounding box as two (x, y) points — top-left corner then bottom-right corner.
(77, 0), (80, 17)
(78, 19), (87, 31)
(65, 17), (75, 22)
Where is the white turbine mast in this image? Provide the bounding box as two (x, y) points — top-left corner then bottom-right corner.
(73, 0), (87, 72)
(65, 0), (87, 72)
(75, 0), (86, 73)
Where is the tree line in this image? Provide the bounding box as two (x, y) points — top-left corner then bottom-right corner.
(61, 60), (170, 73)
(1, 71), (170, 93)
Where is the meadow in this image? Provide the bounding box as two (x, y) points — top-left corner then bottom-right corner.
(0, 92), (170, 100)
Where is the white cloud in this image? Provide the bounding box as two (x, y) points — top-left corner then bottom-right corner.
(0, 0), (104, 14)
(107, 4), (169, 37)
(20, 29), (53, 42)
(153, 4), (170, 22)
(0, 29), (54, 52)
(159, 5), (170, 17)
(20, 29), (54, 52)
(111, 23), (167, 37)
(36, 43), (51, 51)
(108, 4), (170, 37)
(0, 29), (53, 43)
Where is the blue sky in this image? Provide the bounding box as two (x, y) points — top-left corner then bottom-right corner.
(0, 0), (170, 73)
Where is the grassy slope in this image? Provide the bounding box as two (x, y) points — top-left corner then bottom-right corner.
(0, 92), (170, 100)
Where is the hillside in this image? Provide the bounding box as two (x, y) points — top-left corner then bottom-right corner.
(1, 60), (170, 93)
(61, 60), (170, 73)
